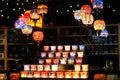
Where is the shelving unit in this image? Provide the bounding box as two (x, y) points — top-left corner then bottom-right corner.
(0, 23), (119, 79)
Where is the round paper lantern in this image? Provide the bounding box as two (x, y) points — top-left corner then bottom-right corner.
(90, 0), (95, 3)
(14, 20), (25, 29)
(37, 4), (48, 14)
(21, 25), (33, 34)
(32, 31), (44, 42)
(92, 0), (104, 9)
(93, 20), (106, 31)
(30, 9), (40, 20)
(81, 5), (92, 14)
(81, 14), (94, 25)
(74, 10), (82, 21)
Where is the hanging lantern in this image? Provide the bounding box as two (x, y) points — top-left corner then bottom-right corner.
(21, 25), (33, 34)
(81, 5), (92, 14)
(30, 9), (40, 20)
(14, 20), (25, 29)
(18, 15), (29, 25)
(93, 20), (106, 31)
(100, 29), (108, 37)
(74, 10), (82, 21)
(81, 14), (94, 25)
(32, 31), (44, 42)
(37, 4), (48, 14)
(90, 0), (95, 3)
(92, 0), (104, 9)
(24, 10), (31, 17)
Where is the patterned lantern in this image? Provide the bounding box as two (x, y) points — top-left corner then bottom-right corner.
(21, 25), (33, 34)
(81, 5), (92, 14)
(18, 15), (29, 25)
(74, 10), (82, 21)
(24, 10), (31, 17)
(100, 29), (108, 37)
(37, 4), (48, 14)
(30, 9), (40, 20)
(82, 14), (94, 25)
(90, 0), (95, 3)
(14, 20), (25, 29)
(93, 20), (106, 31)
(92, 0), (104, 9)
(32, 31), (44, 42)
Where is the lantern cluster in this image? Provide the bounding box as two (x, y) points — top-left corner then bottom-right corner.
(14, 4), (48, 42)
(91, 0), (104, 10)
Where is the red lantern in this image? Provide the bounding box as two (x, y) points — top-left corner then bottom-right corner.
(82, 14), (94, 25)
(93, 20), (106, 31)
(81, 5), (92, 14)
(37, 4), (48, 14)
(32, 31), (44, 42)
(24, 10), (31, 17)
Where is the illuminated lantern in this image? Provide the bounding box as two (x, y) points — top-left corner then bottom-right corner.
(30, 9), (40, 20)
(92, 0), (104, 9)
(9, 73), (20, 80)
(37, 4), (48, 14)
(32, 31), (44, 42)
(94, 74), (106, 80)
(81, 5), (92, 14)
(100, 29), (108, 37)
(90, 0), (95, 3)
(14, 20), (25, 29)
(93, 20), (106, 31)
(81, 14), (94, 25)
(74, 10), (82, 21)
(21, 25), (33, 34)
(24, 10), (31, 17)
(18, 15), (29, 25)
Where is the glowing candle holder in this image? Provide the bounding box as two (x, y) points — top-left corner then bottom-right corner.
(62, 52), (69, 58)
(57, 45), (63, 51)
(57, 72), (65, 78)
(24, 65), (30, 71)
(64, 45), (70, 51)
(80, 72), (88, 79)
(33, 71), (40, 78)
(72, 72), (80, 78)
(51, 65), (58, 71)
(44, 45), (49, 51)
(40, 72), (49, 78)
(70, 51), (76, 57)
(74, 65), (81, 71)
(82, 64), (89, 71)
(77, 51), (84, 57)
(75, 58), (83, 64)
(49, 72), (56, 78)
(40, 52), (47, 58)
(48, 52), (54, 58)
(65, 72), (72, 78)
(60, 58), (67, 64)
(72, 45), (78, 51)
(53, 59), (59, 64)
(44, 65), (51, 71)
(55, 52), (61, 58)
(31, 65), (37, 71)
(46, 59), (52, 64)
(50, 45), (56, 51)
(37, 65), (43, 71)
(68, 58), (74, 64)
(21, 71), (27, 78)
(38, 59), (44, 64)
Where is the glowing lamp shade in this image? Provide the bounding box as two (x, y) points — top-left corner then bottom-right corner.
(82, 14), (94, 25)
(37, 4), (48, 14)
(14, 20), (25, 29)
(21, 25), (33, 34)
(32, 31), (44, 42)
(30, 9), (40, 20)
(81, 5), (92, 14)
(74, 10), (82, 21)
(93, 20), (106, 31)
(92, 0), (104, 9)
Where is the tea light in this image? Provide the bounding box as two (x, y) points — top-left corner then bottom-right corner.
(55, 52), (61, 58)
(57, 45), (63, 51)
(62, 52), (69, 58)
(70, 51), (76, 57)
(48, 52), (54, 58)
(41, 52), (47, 58)
(49, 72), (56, 78)
(74, 65), (81, 71)
(68, 58), (74, 64)
(53, 59), (59, 64)
(21, 71), (27, 78)
(82, 64), (88, 71)
(31, 65), (37, 71)
(57, 72), (65, 78)
(44, 65), (51, 71)
(60, 58), (67, 64)
(24, 65), (30, 71)
(65, 72), (72, 78)
(27, 71), (33, 78)
(51, 65), (58, 71)
(64, 45), (70, 51)
(75, 58), (82, 64)
(44, 45), (49, 51)
(77, 51), (84, 57)
(38, 59), (44, 64)
(37, 65), (43, 71)
(50, 45), (56, 51)
(72, 45), (78, 51)
(41, 72), (49, 78)
(72, 72), (80, 78)
(46, 59), (52, 64)
(79, 45), (85, 50)
(33, 71), (40, 78)
(80, 72), (88, 79)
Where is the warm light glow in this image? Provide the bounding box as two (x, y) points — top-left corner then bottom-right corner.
(32, 31), (44, 42)
(81, 5), (92, 14)
(37, 4), (48, 14)
(21, 25), (33, 34)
